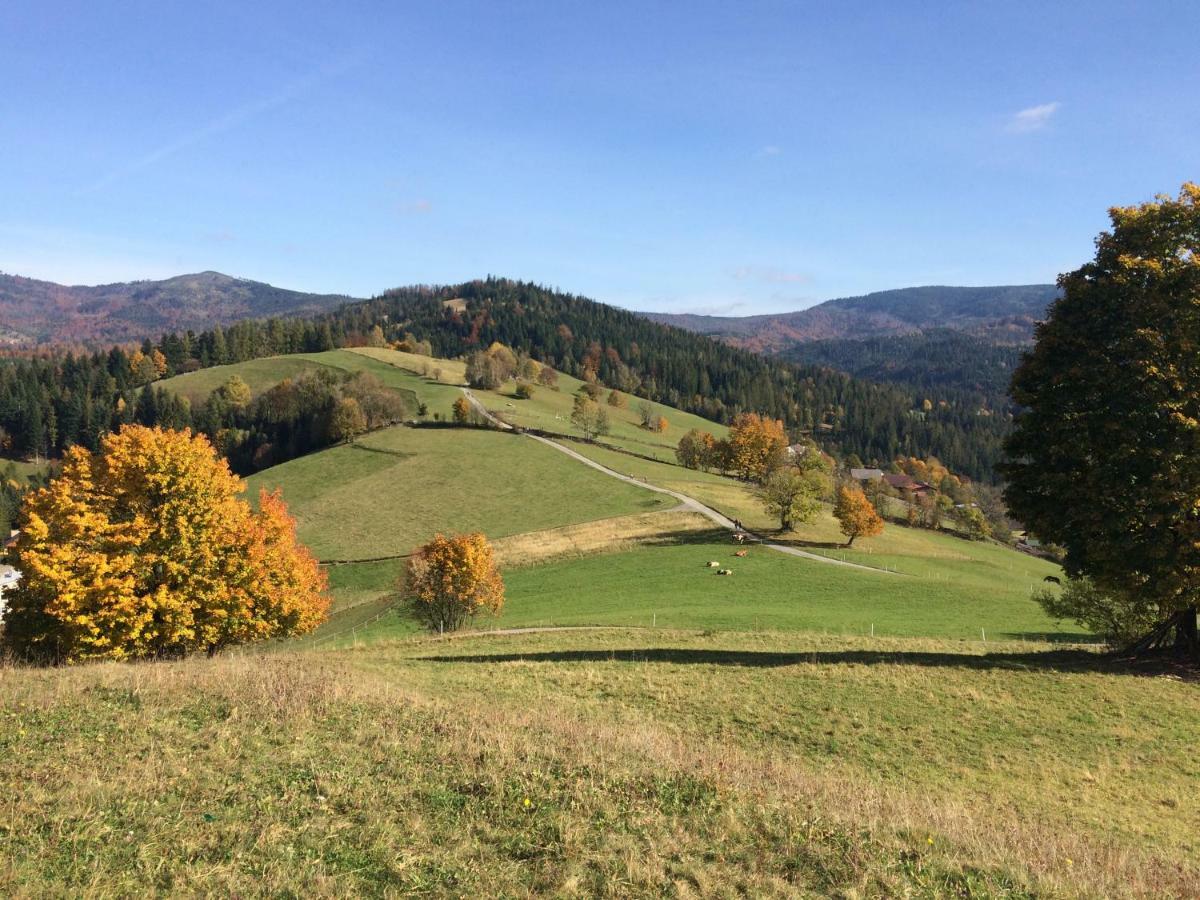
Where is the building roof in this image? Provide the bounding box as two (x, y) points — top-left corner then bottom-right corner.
(883, 473), (934, 492)
(850, 468), (883, 480)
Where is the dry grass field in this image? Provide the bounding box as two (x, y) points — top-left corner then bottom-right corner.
(2, 629), (1195, 898)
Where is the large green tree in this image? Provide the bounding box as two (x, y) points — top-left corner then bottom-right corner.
(1002, 184), (1200, 651)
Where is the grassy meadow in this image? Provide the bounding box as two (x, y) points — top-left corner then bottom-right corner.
(2, 629), (1195, 897)
(156, 346), (1066, 648)
(348, 346), (729, 458)
(156, 356), (338, 406)
(349, 535), (1073, 646)
(245, 424), (674, 564)
(5, 347), (1192, 898)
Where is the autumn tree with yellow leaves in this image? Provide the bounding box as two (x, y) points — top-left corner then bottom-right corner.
(833, 485), (884, 547)
(405, 532), (504, 632)
(728, 412), (789, 482)
(0, 425), (328, 663)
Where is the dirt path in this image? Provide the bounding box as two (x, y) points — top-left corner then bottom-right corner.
(460, 389), (899, 575)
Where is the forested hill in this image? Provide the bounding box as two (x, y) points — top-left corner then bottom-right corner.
(643, 284), (1057, 354)
(0, 271), (358, 345)
(0, 278), (1013, 481)
(783, 330), (1025, 405)
(342, 280), (1012, 480)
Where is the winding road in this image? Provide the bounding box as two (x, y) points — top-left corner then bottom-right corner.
(461, 389), (899, 575)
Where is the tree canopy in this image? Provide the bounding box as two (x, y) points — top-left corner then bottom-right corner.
(756, 454), (829, 531)
(1003, 184), (1200, 641)
(405, 532), (504, 633)
(833, 485), (884, 547)
(1, 425), (328, 662)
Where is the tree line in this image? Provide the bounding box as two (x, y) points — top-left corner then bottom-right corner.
(0, 278), (1011, 484)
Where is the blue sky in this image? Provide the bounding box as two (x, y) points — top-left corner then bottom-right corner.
(1, 1), (1196, 314)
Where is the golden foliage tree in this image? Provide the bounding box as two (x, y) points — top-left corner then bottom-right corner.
(833, 485), (884, 547)
(1, 425), (328, 663)
(728, 413), (789, 482)
(405, 532), (504, 632)
(452, 396), (471, 424)
(150, 349), (169, 378)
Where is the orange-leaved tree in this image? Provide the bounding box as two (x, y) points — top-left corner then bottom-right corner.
(833, 485), (884, 547)
(452, 396), (471, 424)
(728, 412), (789, 481)
(405, 532), (504, 633)
(0, 425), (328, 663)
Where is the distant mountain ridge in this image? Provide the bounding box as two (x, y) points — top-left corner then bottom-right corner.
(643, 284), (1058, 353)
(0, 270), (359, 345)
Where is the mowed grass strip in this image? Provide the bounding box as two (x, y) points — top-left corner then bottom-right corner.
(2, 633), (1194, 897)
(355, 538), (1073, 645)
(345, 347), (467, 418)
(245, 425), (673, 563)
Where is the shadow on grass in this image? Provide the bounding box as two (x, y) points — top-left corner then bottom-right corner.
(1002, 631), (1104, 645)
(418, 646), (1195, 679)
(348, 443), (417, 461)
(773, 538), (846, 550)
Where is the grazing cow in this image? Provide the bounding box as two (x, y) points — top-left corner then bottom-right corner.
(735, 550), (748, 558)
(733, 533), (745, 544)
(1043, 575), (1062, 585)
(717, 568), (733, 576)
(706, 561), (720, 568)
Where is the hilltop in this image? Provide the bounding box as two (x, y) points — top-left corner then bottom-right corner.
(643, 284), (1058, 353)
(0, 270), (358, 344)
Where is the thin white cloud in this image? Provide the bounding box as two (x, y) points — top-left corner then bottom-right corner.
(755, 145), (782, 158)
(1006, 102), (1061, 134)
(730, 265), (810, 285)
(79, 53), (363, 194)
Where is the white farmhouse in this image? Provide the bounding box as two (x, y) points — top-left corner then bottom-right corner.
(0, 563), (20, 622)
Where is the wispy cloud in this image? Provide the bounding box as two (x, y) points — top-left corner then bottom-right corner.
(730, 265), (810, 285)
(398, 198), (433, 215)
(755, 145), (782, 158)
(1006, 102), (1061, 134)
(79, 54), (363, 194)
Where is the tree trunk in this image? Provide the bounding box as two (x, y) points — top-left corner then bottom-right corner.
(845, 534), (856, 547)
(1175, 605), (1198, 656)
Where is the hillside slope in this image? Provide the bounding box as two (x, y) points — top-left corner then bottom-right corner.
(0, 270), (358, 344)
(338, 279), (1013, 481)
(643, 284), (1057, 353)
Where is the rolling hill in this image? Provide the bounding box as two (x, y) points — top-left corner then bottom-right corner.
(0, 270), (358, 344)
(643, 284), (1058, 353)
(157, 343), (1064, 638)
(10, 343), (1199, 898)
